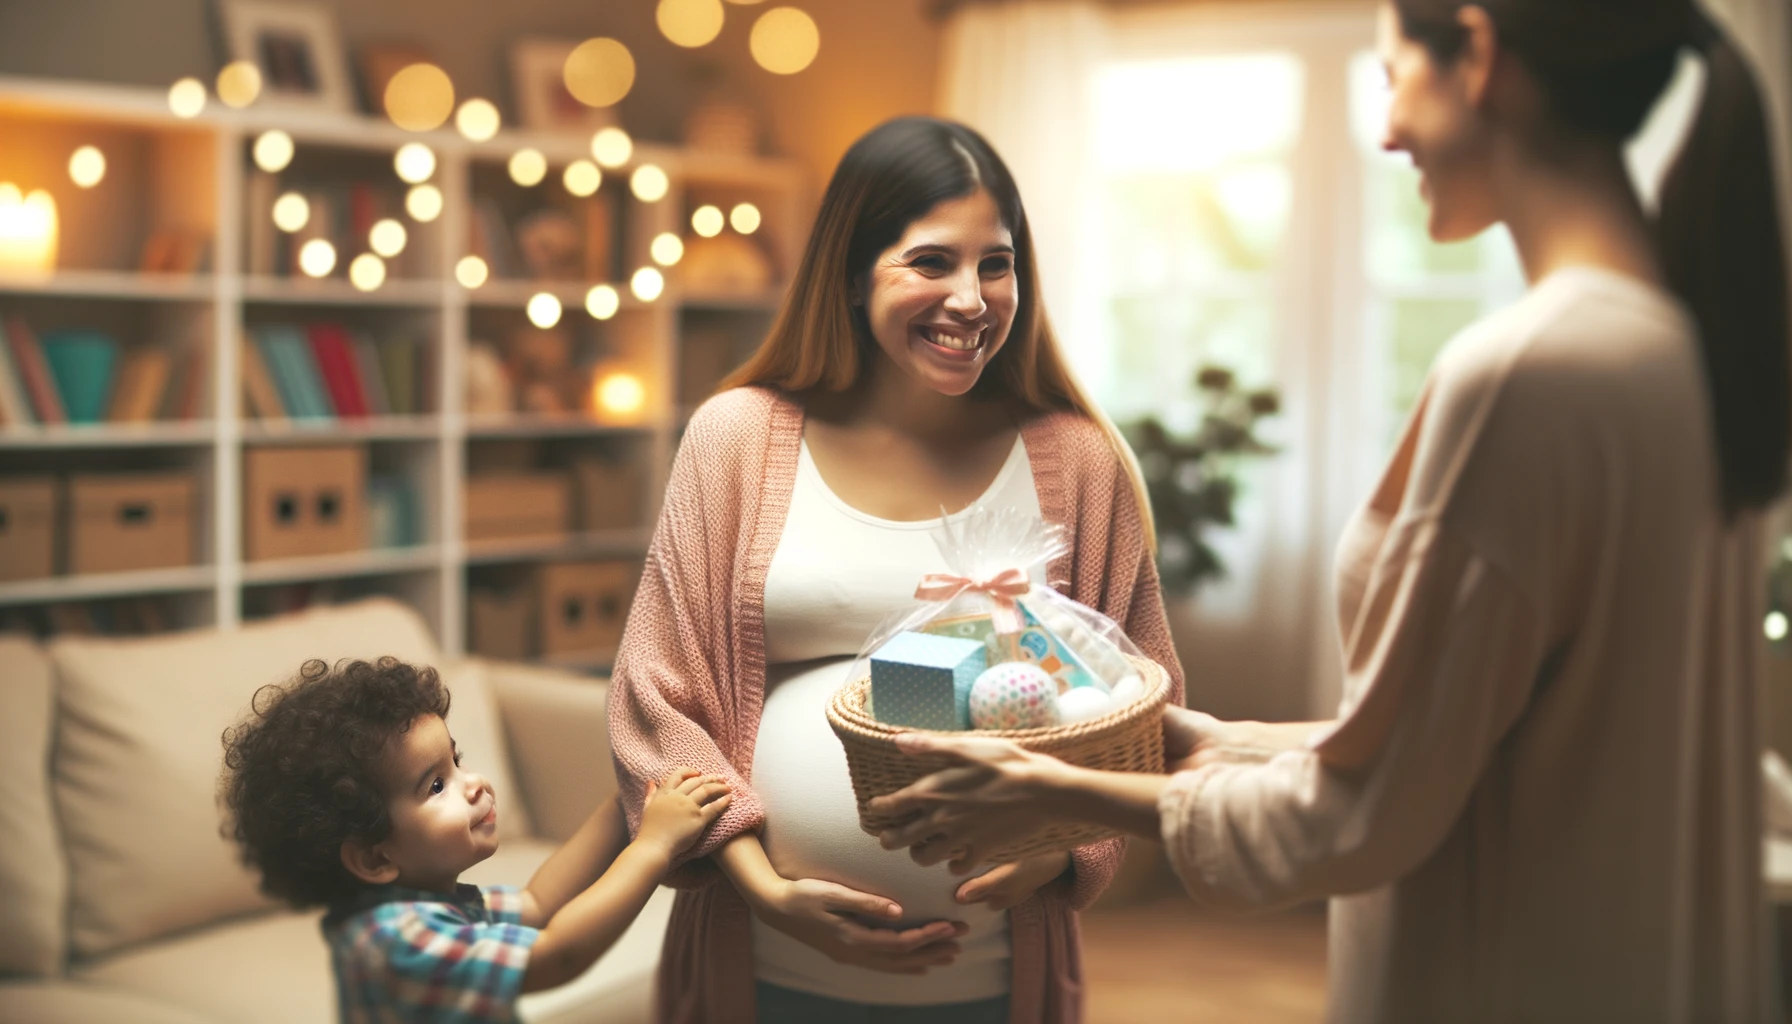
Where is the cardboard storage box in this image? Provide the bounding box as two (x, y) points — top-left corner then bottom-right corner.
(536, 560), (639, 661)
(0, 477), (57, 581)
(244, 445), (366, 561)
(68, 472), (196, 574)
(464, 472), (570, 544)
(570, 457), (643, 532)
(468, 586), (533, 661)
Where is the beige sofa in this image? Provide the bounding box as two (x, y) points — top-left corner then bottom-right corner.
(0, 597), (670, 1024)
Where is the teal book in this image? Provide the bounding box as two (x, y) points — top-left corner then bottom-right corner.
(39, 330), (118, 424)
(256, 326), (335, 420)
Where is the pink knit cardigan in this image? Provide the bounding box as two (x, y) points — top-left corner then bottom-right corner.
(607, 386), (1185, 1024)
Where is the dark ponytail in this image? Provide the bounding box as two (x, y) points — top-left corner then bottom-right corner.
(1394, 0), (1791, 515)
(1655, 13), (1790, 515)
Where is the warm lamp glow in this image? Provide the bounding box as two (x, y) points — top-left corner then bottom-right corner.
(630, 266), (665, 301)
(370, 218), (407, 258)
(527, 292), (563, 328)
(658, 0), (726, 47)
(591, 127), (633, 168)
(406, 184), (443, 222)
(594, 371), (646, 416)
(585, 284), (620, 320)
(298, 238), (337, 278)
(630, 164), (669, 202)
(69, 146), (106, 189)
(456, 255), (489, 288)
(730, 202), (762, 234)
(168, 77), (206, 118)
(272, 192), (310, 232)
(456, 98), (501, 141)
(349, 253), (386, 291)
(394, 143), (436, 184)
(253, 130), (294, 173)
(384, 63), (455, 131)
(563, 38), (636, 108)
(0, 184), (58, 276)
(750, 7), (820, 75)
(1769, 611), (1789, 642)
(691, 205), (724, 237)
(509, 148), (548, 187)
(650, 232), (684, 266)
(564, 160), (602, 197)
(216, 61), (262, 108)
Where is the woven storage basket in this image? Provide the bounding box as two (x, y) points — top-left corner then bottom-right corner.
(826, 654), (1172, 863)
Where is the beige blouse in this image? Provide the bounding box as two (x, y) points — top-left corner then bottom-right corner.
(1160, 267), (1775, 1023)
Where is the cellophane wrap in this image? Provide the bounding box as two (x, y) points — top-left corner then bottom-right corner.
(850, 505), (1148, 725)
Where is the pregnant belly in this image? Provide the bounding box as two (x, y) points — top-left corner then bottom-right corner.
(749, 658), (1011, 1002)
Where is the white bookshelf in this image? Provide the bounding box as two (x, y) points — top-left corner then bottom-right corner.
(0, 75), (806, 665)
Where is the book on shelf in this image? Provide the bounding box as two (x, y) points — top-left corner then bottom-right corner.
(246, 170), (277, 277)
(40, 330), (119, 425)
(0, 320), (34, 427)
(243, 323), (427, 423)
(5, 316), (66, 424)
(106, 344), (174, 423)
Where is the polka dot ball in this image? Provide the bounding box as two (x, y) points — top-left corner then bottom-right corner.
(968, 661), (1061, 731)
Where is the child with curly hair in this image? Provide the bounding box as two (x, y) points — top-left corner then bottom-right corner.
(220, 657), (728, 1023)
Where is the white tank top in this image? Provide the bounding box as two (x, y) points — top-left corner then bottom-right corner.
(750, 435), (1042, 1004)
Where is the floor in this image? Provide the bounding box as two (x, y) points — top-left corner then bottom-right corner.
(1081, 891), (1328, 1023)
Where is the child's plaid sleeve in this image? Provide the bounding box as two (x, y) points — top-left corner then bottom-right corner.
(479, 885), (528, 926)
(358, 898), (538, 1023)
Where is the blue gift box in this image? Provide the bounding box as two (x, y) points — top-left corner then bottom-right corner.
(869, 630), (987, 730)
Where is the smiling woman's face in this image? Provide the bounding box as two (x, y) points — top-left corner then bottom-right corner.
(1377, 2), (1499, 243)
(858, 188), (1018, 397)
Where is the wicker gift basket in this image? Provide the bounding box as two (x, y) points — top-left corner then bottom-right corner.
(826, 652), (1172, 863)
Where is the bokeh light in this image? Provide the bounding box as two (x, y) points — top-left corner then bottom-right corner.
(563, 38), (635, 108)
(630, 266), (665, 301)
(252, 130), (294, 173)
(527, 292), (563, 328)
(691, 205), (725, 237)
(630, 164), (669, 202)
(456, 255), (490, 288)
(349, 253), (386, 291)
(370, 219), (407, 258)
(750, 7), (820, 75)
(298, 238), (337, 278)
(384, 63), (455, 131)
(456, 98), (501, 141)
(591, 127), (634, 169)
(394, 142), (436, 184)
(68, 147), (106, 189)
(650, 232), (684, 266)
(216, 61), (262, 108)
(585, 284), (621, 320)
(272, 192), (310, 232)
(564, 160), (602, 197)
(730, 202), (762, 234)
(658, 0), (726, 48)
(508, 148), (548, 187)
(595, 372), (646, 416)
(406, 184), (443, 222)
(168, 78), (206, 118)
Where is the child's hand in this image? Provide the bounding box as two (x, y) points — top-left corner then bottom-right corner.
(637, 769), (731, 862)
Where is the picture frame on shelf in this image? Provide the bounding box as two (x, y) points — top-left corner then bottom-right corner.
(509, 39), (621, 132)
(216, 1), (354, 114)
(355, 42), (435, 116)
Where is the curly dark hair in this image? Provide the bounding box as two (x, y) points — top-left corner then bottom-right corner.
(220, 657), (451, 908)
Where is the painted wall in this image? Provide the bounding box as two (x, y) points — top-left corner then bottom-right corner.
(0, 0), (941, 183)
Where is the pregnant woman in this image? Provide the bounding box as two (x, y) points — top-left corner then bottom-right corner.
(607, 117), (1183, 1023)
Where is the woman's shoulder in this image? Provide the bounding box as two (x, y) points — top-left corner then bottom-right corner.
(681, 386), (798, 454)
(1020, 406), (1124, 476)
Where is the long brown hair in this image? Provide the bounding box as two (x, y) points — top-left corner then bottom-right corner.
(1393, 0), (1791, 516)
(724, 116), (1156, 541)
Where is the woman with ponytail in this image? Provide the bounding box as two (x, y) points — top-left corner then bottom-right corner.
(872, 3), (1787, 1020)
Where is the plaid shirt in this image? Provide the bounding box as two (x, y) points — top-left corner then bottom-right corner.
(322, 883), (537, 1024)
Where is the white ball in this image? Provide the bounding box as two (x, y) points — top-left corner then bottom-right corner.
(1109, 674), (1146, 707)
(969, 662), (1061, 731)
(1056, 685), (1117, 724)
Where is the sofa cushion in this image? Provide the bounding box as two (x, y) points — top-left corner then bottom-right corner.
(480, 658), (616, 843)
(72, 837), (666, 1024)
(50, 598), (439, 958)
(0, 981), (219, 1024)
(439, 659), (533, 841)
(0, 637), (64, 976)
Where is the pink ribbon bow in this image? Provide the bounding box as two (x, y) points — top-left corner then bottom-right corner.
(914, 568), (1030, 634)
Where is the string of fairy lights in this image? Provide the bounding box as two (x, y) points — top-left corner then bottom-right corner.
(0, 2), (809, 417)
